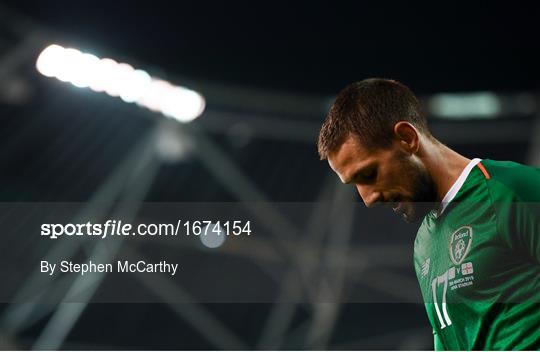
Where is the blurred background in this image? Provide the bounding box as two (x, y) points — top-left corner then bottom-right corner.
(0, 1), (539, 350)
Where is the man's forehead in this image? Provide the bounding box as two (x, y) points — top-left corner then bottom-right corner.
(328, 136), (373, 182)
(330, 136), (371, 162)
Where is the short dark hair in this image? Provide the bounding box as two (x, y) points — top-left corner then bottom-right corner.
(317, 78), (430, 159)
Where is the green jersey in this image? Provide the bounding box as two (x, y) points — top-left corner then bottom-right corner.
(414, 159), (540, 350)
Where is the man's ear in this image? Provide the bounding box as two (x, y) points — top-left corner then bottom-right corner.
(393, 121), (420, 154)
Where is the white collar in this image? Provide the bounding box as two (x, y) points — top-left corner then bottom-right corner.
(437, 158), (482, 216)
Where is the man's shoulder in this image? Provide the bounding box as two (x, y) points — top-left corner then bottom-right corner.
(481, 159), (539, 174)
(482, 159), (540, 202)
(481, 159), (540, 202)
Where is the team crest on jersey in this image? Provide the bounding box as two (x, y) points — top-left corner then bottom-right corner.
(449, 226), (473, 265)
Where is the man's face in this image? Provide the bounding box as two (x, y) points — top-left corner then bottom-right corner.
(327, 134), (437, 222)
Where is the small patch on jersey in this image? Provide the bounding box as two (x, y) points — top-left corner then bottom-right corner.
(421, 258), (431, 277)
(449, 226), (473, 265)
(461, 262), (474, 275)
(448, 266), (456, 280)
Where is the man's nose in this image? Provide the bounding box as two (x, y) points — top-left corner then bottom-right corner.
(355, 185), (381, 208)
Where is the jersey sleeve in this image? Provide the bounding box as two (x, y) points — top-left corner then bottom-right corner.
(488, 162), (540, 264)
(509, 198), (540, 264)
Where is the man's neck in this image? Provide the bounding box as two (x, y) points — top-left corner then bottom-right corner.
(423, 140), (471, 203)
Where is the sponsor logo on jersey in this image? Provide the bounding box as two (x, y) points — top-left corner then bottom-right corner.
(421, 258), (430, 277)
(449, 226), (473, 265)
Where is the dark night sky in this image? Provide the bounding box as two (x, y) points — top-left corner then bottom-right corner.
(3, 0), (540, 95)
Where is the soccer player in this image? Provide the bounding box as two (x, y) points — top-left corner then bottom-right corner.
(317, 78), (540, 350)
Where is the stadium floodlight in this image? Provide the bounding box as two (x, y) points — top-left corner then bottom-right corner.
(120, 69), (152, 103)
(428, 92), (501, 119)
(36, 44), (206, 123)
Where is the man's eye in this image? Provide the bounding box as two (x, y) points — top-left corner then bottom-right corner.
(357, 168), (376, 182)
(364, 168), (377, 180)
